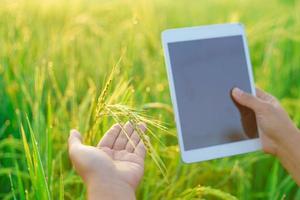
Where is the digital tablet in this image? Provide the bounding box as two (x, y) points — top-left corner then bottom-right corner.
(161, 23), (261, 163)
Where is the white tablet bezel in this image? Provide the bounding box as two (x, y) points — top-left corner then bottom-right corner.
(161, 23), (261, 163)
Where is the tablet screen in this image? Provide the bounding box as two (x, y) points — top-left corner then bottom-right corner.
(168, 35), (258, 151)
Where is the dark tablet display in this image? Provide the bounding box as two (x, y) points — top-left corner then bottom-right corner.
(168, 35), (258, 151)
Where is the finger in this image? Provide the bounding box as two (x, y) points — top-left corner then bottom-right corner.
(134, 135), (148, 158)
(125, 123), (147, 153)
(68, 129), (83, 155)
(113, 121), (134, 150)
(98, 124), (121, 148)
(232, 87), (264, 111)
(256, 88), (275, 102)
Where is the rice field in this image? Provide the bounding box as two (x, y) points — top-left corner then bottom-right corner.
(0, 0), (300, 199)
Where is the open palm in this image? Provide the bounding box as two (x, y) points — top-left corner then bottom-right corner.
(68, 122), (147, 190)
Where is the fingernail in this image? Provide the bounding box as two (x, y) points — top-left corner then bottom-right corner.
(232, 87), (243, 98)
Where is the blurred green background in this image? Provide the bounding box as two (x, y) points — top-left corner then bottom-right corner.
(0, 0), (300, 199)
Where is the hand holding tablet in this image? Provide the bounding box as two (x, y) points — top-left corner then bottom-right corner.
(162, 23), (260, 163)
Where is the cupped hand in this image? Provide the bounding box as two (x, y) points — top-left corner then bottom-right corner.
(68, 122), (147, 200)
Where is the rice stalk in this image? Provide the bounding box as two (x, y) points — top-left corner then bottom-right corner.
(177, 185), (238, 200)
(59, 156), (64, 200)
(47, 63), (63, 101)
(20, 117), (51, 200)
(85, 48), (126, 144)
(95, 48), (126, 117)
(106, 107), (168, 180)
(8, 173), (17, 200)
(103, 104), (170, 152)
(84, 51), (170, 180)
(98, 94), (169, 180)
(0, 120), (10, 138)
(143, 102), (174, 115)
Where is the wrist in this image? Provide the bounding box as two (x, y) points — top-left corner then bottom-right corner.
(275, 128), (300, 186)
(87, 178), (136, 200)
(276, 128), (300, 158)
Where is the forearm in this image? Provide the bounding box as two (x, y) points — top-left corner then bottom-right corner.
(276, 128), (300, 186)
(87, 179), (136, 200)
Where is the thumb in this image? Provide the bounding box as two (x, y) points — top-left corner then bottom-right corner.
(68, 129), (83, 154)
(232, 87), (263, 112)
